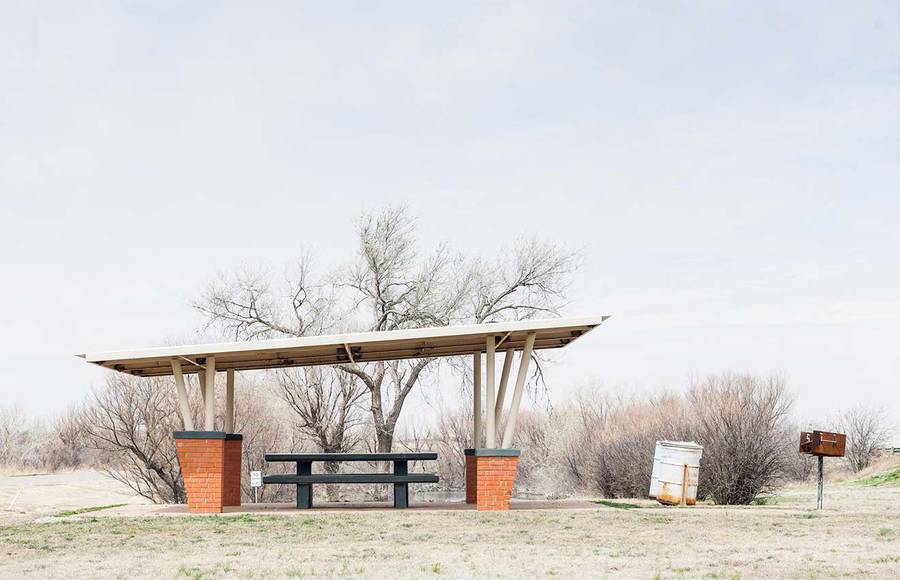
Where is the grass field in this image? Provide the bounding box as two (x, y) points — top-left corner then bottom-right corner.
(1, 470), (898, 579)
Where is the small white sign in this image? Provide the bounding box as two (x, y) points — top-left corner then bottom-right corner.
(250, 470), (262, 488)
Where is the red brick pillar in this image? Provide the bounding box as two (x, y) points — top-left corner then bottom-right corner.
(464, 449), (520, 511)
(223, 435), (243, 507)
(174, 432), (243, 513)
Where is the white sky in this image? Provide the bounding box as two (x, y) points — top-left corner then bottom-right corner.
(1, 2), (898, 434)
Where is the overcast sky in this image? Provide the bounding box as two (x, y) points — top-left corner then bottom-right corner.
(1, 2), (898, 434)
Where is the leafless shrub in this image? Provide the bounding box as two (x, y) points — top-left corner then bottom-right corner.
(507, 410), (551, 494)
(786, 452), (817, 482)
(548, 374), (797, 504)
(69, 372), (314, 504)
(549, 389), (690, 498)
(839, 404), (892, 472)
(232, 383), (298, 503)
(555, 390), (611, 491)
(782, 438), (816, 482)
(74, 375), (187, 503)
(0, 404), (32, 467)
(689, 372), (794, 504)
(429, 405), (471, 491)
(41, 407), (86, 471)
(592, 393), (692, 498)
(0, 404), (86, 472)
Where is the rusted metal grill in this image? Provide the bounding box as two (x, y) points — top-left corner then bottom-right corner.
(799, 431), (846, 457)
(800, 429), (846, 510)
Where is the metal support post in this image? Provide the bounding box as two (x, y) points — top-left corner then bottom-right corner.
(494, 349), (514, 434)
(204, 356), (216, 431)
(225, 368), (235, 433)
(473, 353), (482, 448)
(485, 336), (496, 448)
(817, 455), (824, 510)
(171, 359), (194, 431)
(501, 333), (537, 448)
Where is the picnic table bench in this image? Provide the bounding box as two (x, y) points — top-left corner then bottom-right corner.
(263, 452), (438, 509)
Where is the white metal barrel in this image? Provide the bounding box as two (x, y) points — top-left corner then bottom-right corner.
(649, 441), (664, 498)
(649, 440), (703, 505)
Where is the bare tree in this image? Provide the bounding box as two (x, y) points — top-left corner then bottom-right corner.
(840, 404), (892, 472)
(75, 375), (187, 503)
(276, 368), (367, 455)
(194, 204), (579, 454)
(276, 367), (368, 498)
(195, 258), (334, 341)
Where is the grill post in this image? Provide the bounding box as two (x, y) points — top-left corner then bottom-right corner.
(816, 455), (824, 510)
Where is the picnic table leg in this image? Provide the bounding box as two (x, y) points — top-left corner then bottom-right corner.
(393, 460), (408, 509)
(297, 461), (312, 509)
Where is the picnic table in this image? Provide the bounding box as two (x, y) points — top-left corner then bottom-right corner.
(263, 452), (438, 509)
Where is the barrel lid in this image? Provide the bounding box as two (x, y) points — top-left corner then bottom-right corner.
(657, 440), (703, 450)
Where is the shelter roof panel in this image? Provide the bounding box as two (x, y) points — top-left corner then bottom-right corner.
(79, 316), (609, 376)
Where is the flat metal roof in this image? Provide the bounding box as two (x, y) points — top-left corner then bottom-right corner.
(78, 315), (609, 377)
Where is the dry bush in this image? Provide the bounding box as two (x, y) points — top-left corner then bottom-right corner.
(74, 375), (187, 503)
(41, 407), (86, 471)
(422, 403), (557, 495)
(839, 404), (892, 472)
(783, 444), (817, 482)
(507, 410), (550, 494)
(593, 394), (692, 498)
(72, 373), (306, 504)
(555, 391), (612, 492)
(780, 421), (820, 482)
(429, 404), (472, 491)
(689, 372), (794, 504)
(0, 404), (39, 467)
(547, 374), (797, 504)
(550, 390), (692, 498)
(0, 404), (88, 472)
(232, 383), (298, 503)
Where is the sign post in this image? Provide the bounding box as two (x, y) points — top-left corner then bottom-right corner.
(799, 430), (846, 510)
(250, 470), (262, 504)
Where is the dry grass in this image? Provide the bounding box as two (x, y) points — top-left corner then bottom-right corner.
(0, 471), (898, 579)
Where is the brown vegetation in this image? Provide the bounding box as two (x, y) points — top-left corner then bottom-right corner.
(2, 371), (892, 507)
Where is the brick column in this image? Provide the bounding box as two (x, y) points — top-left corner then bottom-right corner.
(174, 432), (243, 513)
(223, 436), (243, 507)
(464, 449), (520, 511)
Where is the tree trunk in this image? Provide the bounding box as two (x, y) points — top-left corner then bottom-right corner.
(372, 427), (394, 500)
(376, 431), (393, 454)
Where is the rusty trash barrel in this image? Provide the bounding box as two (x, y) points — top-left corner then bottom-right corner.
(649, 440), (703, 506)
